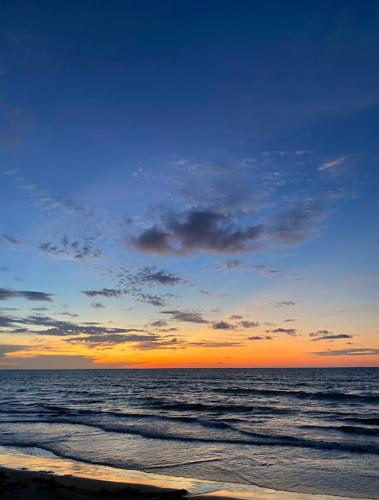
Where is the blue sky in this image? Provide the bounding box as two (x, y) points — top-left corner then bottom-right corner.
(0, 0), (378, 368)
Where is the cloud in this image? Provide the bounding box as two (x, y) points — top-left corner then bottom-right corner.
(0, 354), (113, 369)
(1, 234), (21, 245)
(39, 236), (101, 260)
(138, 293), (168, 307)
(0, 314), (18, 327)
(0, 313), (149, 339)
(82, 288), (122, 298)
(150, 320), (168, 328)
(270, 205), (324, 244)
(0, 344), (28, 358)
(70, 333), (159, 346)
(309, 330), (353, 341)
(132, 209), (264, 254)
(91, 302), (105, 309)
(274, 301), (297, 307)
(270, 327), (297, 335)
(313, 348), (379, 357)
(213, 321), (235, 330)
(134, 337), (183, 350)
(0, 288), (53, 302)
(319, 156), (347, 172)
(160, 310), (208, 323)
(132, 267), (184, 286)
(240, 320), (260, 328)
(311, 333), (353, 341)
(132, 227), (170, 253)
(189, 340), (242, 348)
(224, 259), (242, 269)
(248, 335), (272, 341)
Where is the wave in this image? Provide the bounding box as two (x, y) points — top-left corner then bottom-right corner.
(301, 424), (379, 436)
(2, 416), (378, 456)
(213, 387), (379, 403)
(140, 399), (294, 414)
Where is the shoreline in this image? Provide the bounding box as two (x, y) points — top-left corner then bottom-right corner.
(0, 447), (367, 500)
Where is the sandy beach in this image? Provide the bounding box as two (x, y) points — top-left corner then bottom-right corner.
(0, 447), (365, 500)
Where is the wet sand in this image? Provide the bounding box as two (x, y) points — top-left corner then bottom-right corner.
(0, 448), (364, 500)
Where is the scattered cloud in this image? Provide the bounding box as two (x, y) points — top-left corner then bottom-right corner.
(160, 310), (208, 323)
(39, 236), (101, 260)
(0, 288), (53, 302)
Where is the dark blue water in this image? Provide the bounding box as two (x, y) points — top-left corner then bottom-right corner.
(0, 368), (378, 498)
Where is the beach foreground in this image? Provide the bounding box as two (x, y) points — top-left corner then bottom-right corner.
(0, 447), (365, 500)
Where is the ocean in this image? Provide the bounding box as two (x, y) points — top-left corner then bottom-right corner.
(0, 368), (378, 498)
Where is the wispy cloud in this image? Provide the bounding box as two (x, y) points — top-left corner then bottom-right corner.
(319, 156), (347, 172)
(314, 348), (379, 357)
(0, 288), (53, 302)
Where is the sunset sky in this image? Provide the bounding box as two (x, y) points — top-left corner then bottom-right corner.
(0, 0), (378, 369)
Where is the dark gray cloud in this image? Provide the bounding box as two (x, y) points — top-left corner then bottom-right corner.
(1, 234), (21, 245)
(284, 318), (298, 322)
(40, 236), (101, 260)
(133, 227), (170, 253)
(311, 333), (353, 341)
(160, 310), (208, 323)
(229, 314), (243, 320)
(133, 267), (184, 286)
(0, 288), (53, 302)
(240, 320), (260, 328)
(133, 210), (263, 254)
(270, 327), (297, 335)
(213, 321), (236, 330)
(135, 337), (183, 350)
(0, 313), (148, 338)
(248, 335), (272, 341)
(150, 320), (168, 328)
(82, 288), (122, 298)
(138, 293), (168, 307)
(82, 266), (183, 309)
(309, 330), (353, 341)
(314, 348), (379, 357)
(0, 266), (10, 272)
(0, 314), (18, 327)
(91, 302), (105, 309)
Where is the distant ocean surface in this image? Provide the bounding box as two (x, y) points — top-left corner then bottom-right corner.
(0, 368), (378, 498)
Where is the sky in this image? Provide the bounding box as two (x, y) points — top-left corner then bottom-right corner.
(0, 0), (378, 369)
